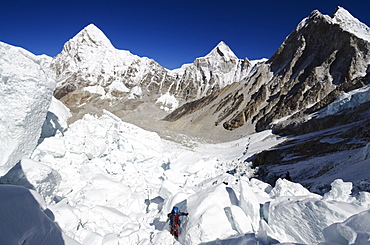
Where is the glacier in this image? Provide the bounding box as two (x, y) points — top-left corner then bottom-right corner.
(0, 103), (365, 244)
(0, 41), (55, 175)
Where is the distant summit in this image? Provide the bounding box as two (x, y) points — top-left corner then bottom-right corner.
(205, 41), (239, 62)
(66, 23), (114, 50)
(332, 6), (370, 42)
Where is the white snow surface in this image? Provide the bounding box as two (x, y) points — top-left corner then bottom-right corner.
(0, 41), (55, 175)
(0, 106), (366, 245)
(332, 6), (370, 43)
(156, 92), (179, 112)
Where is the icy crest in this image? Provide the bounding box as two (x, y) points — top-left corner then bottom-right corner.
(205, 41), (238, 62)
(175, 41), (252, 97)
(59, 23), (139, 70)
(296, 7), (370, 43)
(332, 6), (370, 42)
(53, 24), (158, 91)
(66, 23), (114, 50)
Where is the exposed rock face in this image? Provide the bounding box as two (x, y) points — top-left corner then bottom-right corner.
(164, 7), (370, 140)
(235, 8), (370, 192)
(253, 8), (370, 131)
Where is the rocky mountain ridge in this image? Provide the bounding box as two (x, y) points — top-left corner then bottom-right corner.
(52, 24), (257, 126)
(49, 7), (370, 145)
(166, 7), (370, 133)
(159, 6), (370, 190)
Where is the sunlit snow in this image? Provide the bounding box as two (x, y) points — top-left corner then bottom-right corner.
(0, 103), (367, 244)
(1, 8), (370, 245)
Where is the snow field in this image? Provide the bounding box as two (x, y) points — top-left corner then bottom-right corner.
(15, 108), (368, 244)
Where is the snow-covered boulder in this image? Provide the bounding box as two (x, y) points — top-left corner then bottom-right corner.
(0, 42), (55, 176)
(323, 179), (355, 203)
(266, 179), (366, 244)
(156, 92), (179, 112)
(270, 178), (321, 199)
(184, 183), (237, 244)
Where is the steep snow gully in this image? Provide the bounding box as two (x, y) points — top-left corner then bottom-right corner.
(1, 6), (370, 245)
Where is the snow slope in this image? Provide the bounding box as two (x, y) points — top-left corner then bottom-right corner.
(0, 90), (369, 244)
(0, 106), (361, 244)
(0, 185), (78, 245)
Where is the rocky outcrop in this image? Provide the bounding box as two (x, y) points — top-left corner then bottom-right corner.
(253, 8), (370, 132)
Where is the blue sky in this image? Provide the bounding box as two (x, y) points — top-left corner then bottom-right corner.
(1, 0), (369, 69)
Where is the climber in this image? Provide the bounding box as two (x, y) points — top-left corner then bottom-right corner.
(285, 171), (292, 181)
(167, 206), (188, 238)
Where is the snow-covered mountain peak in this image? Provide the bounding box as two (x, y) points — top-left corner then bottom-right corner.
(205, 41), (238, 62)
(332, 6), (356, 21)
(332, 6), (370, 42)
(70, 23), (114, 49)
(53, 23), (149, 89)
(296, 9), (331, 32)
(295, 7), (370, 43)
(309, 9), (324, 20)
